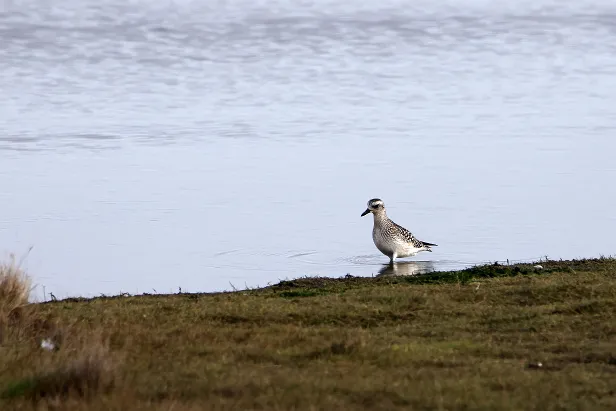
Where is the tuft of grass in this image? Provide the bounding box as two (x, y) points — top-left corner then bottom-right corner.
(0, 256), (32, 345)
(0, 256), (31, 313)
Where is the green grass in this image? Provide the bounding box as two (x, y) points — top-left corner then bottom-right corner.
(1, 258), (616, 410)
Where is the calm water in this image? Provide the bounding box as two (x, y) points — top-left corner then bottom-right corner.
(1, 0), (615, 299)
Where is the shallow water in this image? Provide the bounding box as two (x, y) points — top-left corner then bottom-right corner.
(1, 0), (615, 299)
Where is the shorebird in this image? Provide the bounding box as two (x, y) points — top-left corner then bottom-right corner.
(361, 198), (437, 263)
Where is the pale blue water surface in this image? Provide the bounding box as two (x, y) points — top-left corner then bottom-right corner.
(1, 0), (615, 299)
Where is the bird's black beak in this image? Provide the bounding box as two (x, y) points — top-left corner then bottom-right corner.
(361, 208), (371, 217)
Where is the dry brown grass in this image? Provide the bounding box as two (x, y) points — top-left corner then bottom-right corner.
(1, 258), (615, 410)
(0, 256), (31, 344)
(0, 256), (30, 307)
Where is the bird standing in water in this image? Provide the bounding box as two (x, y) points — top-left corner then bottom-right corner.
(361, 198), (437, 263)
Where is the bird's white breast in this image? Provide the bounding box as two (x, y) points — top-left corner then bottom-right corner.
(372, 225), (422, 258)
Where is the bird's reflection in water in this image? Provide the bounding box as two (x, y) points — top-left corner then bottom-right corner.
(376, 261), (436, 277)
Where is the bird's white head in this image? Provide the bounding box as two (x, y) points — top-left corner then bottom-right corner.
(361, 198), (385, 217)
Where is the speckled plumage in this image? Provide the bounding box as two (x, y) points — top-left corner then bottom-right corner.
(361, 198), (437, 263)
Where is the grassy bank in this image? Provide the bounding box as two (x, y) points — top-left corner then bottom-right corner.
(1, 258), (615, 410)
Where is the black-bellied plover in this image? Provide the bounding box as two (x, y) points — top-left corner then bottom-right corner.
(361, 198), (437, 263)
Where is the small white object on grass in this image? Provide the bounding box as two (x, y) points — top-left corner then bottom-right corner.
(41, 338), (56, 351)
(534, 265), (543, 270)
